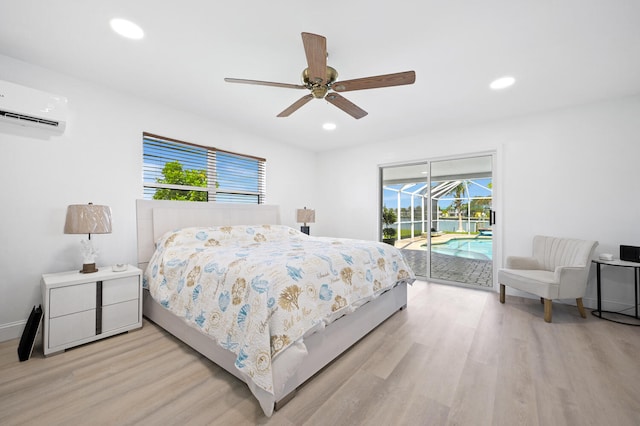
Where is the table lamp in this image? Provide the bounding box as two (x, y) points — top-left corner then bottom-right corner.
(296, 207), (315, 235)
(64, 203), (112, 273)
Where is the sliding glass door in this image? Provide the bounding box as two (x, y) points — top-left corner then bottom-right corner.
(381, 153), (494, 288)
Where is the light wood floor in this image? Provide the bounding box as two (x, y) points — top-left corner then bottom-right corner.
(1, 281), (639, 425)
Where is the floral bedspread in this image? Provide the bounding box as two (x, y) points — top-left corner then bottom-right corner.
(144, 225), (415, 397)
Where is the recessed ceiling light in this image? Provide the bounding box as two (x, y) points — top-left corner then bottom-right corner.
(110, 18), (144, 40)
(490, 76), (515, 90)
(323, 122), (336, 131)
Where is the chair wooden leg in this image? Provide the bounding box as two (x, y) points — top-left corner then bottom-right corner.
(500, 284), (505, 303)
(543, 299), (552, 323)
(576, 298), (587, 318)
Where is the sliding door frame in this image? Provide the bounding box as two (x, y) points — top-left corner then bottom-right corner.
(379, 150), (500, 290)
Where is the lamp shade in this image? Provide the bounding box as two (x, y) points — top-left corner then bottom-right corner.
(64, 204), (112, 235)
(296, 208), (315, 224)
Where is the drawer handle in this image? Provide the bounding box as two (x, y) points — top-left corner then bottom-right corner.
(96, 281), (102, 334)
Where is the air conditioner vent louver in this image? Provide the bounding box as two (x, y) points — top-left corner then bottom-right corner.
(0, 80), (67, 133)
(0, 110), (60, 128)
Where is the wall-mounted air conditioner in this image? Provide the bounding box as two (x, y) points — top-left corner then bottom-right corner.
(0, 80), (68, 133)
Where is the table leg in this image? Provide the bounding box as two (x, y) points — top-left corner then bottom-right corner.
(596, 262), (602, 318)
(635, 267), (639, 319)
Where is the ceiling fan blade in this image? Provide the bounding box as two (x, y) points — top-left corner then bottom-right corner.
(325, 93), (368, 119)
(224, 78), (306, 90)
(332, 71), (416, 92)
(301, 32), (327, 85)
(277, 94), (314, 117)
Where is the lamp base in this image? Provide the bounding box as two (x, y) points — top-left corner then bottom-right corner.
(80, 263), (98, 274)
(300, 226), (310, 235)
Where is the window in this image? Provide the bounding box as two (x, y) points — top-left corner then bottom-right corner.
(143, 132), (266, 204)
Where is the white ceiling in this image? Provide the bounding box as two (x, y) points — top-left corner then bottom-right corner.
(1, 0), (639, 152)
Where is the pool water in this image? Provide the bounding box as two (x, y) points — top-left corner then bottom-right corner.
(430, 238), (493, 260)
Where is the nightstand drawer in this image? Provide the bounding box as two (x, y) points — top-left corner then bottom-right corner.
(49, 282), (96, 318)
(103, 276), (139, 305)
(103, 299), (140, 332)
(49, 309), (96, 348)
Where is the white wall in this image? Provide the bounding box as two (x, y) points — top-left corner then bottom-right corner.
(0, 54), (317, 341)
(315, 95), (640, 311)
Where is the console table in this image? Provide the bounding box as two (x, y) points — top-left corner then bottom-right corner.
(592, 259), (640, 326)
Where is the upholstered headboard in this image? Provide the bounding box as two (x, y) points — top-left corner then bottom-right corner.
(136, 199), (281, 270)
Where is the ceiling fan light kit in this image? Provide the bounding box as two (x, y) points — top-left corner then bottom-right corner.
(225, 32), (416, 119)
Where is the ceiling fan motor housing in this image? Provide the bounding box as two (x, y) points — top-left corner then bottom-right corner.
(302, 66), (338, 98)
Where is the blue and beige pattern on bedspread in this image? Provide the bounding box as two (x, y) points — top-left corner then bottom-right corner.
(144, 225), (414, 396)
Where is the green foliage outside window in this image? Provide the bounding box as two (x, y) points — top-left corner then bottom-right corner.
(382, 205), (398, 239)
(153, 161), (208, 201)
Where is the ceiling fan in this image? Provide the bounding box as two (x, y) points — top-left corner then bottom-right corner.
(224, 32), (416, 119)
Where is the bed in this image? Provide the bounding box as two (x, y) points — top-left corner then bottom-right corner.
(136, 199), (414, 416)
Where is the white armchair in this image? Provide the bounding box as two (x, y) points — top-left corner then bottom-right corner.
(498, 235), (598, 322)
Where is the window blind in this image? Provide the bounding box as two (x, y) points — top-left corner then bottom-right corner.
(143, 133), (266, 204)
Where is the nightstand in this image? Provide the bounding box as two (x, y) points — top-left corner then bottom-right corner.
(41, 265), (142, 356)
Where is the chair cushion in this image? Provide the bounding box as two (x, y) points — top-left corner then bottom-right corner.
(498, 268), (559, 299)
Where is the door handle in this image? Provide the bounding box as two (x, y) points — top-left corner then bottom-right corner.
(489, 209), (496, 226)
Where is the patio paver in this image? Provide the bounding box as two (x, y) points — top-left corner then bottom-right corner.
(400, 245), (493, 287)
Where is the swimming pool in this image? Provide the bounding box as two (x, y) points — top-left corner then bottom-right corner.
(430, 238), (493, 260)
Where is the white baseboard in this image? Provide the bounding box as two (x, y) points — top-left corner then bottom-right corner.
(582, 296), (637, 313)
(0, 320), (25, 343)
(499, 288), (636, 313)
